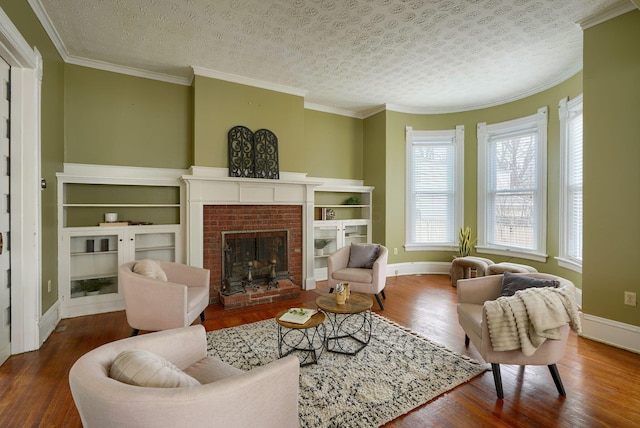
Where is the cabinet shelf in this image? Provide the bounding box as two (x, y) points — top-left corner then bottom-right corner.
(71, 272), (118, 281)
(71, 250), (118, 256)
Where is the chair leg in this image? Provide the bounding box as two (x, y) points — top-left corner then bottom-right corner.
(381, 290), (386, 300)
(548, 364), (566, 396)
(329, 288), (334, 293)
(200, 311), (205, 322)
(464, 334), (470, 346)
(374, 293), (384, 310)
(491, 363), (504, 399)
(131, 328), (139, 336)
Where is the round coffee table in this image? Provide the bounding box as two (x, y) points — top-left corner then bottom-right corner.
(275, 309), (326, 366)
(315, 292), (373, 356)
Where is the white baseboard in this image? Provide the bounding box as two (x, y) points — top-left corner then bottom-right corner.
(580, 313), (640, 354)
(39, 300), (61, 346)
(387, 261), (452, 276)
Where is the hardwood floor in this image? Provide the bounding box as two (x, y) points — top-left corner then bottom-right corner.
(0, 274), (638, 427)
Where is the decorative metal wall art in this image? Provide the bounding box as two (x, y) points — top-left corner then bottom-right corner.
(228, 126), (280, 179)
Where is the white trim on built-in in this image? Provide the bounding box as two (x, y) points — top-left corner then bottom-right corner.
(39, 300), (60, 346)
(0, 7), (43, 354)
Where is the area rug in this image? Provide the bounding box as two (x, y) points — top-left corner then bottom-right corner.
(206, 313), (488, 428)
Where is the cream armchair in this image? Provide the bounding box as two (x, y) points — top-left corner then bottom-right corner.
(119, 261), (210, 336)
(69, 325), (300, 428)
(328, 244), (388, 310)
(457, 273), (577, 399)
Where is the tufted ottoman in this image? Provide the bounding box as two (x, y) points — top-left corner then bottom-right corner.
(487, 262), (538, 275)
(450, 256), (494, 287)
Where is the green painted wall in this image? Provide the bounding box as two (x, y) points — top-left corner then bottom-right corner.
(64, 65), (192, 168)
(304, 109), (363, 179)
(379, 73), (583, 288)
(1, 0), (65, 314)
(193, 76), (306, 172)
(583, 10), (640, 327)
(363, 111), (387, 244)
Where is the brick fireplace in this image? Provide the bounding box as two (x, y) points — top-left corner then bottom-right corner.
(181, 166), (322, 308)
(203, 205), (303, 307)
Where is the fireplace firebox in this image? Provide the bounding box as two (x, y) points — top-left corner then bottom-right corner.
(221, 229), (291, 295)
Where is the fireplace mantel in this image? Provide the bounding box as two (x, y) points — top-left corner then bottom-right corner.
(181, 166), (323, 290)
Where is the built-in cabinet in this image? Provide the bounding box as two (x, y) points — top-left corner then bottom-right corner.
(313, 185), (373, 280)
(57, 164), (185, 318)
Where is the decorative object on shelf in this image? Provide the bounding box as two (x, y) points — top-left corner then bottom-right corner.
(254, 129), (279, 179)
(314, 239), (331, 256)
(345, 196), (360, 205)
(458, 226), (476, 257)
(321, 208), (336, 220)
(76, 278), (112, 296)
(228, 125), (279, 179)
(100, 238), (109, 252)
(104, 212), (118, 223)
(86, 239), (94, 253)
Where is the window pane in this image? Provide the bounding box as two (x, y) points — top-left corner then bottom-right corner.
(493, 191), (534, 248)
(413, 193), (452, 243)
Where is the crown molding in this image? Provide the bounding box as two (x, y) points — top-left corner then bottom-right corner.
(303, 102), (364, 119)
(27, 0), (69, 60)
(192, 66), (308, 98)
(66, 55), (191, 85)
(0, 6), (39, 69)
(578, 0), (637, 30)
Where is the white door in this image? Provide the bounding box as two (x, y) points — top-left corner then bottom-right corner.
(0, 56), (10, 365)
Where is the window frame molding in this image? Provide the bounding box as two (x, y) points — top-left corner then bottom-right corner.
(476, 106), (548, 262)
(404, 125), (464, 252)
(557, 94), (583, 273)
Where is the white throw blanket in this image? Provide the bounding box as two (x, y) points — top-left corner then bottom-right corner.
(484, 287), (582, 356)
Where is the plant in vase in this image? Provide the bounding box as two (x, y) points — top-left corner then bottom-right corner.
(80, 278), (113, 296)
(458, 226), (476, 258)
(314, 239), (331, 256)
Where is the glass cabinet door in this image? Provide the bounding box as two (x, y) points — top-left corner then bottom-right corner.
(344, 223), (368, 246)
(69, 234), (119, 299)
(313, 223), (339, 275)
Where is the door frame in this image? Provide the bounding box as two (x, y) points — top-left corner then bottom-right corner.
(0, 8), (43, 354)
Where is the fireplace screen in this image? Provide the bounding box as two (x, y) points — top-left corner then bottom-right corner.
(221, 229), (289, 294)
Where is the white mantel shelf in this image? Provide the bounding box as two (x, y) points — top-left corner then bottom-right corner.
(181, 166), (328, 290)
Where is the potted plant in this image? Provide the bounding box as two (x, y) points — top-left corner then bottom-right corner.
(80, 278), (113, 296)
(458, 226), (476, 258)
(314, 239), (331, 256)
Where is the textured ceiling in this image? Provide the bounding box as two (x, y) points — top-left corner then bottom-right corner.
(35, 0), (623, 115)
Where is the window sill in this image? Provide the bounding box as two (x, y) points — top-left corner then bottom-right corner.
(556, 257), (582, 273)
(475, 246), (548, 263)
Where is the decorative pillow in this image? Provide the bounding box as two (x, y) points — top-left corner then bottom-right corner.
(347, 243), (380, 269)
(501, 272), (560, 297)
(109, 349), (200, 388)
(133, 259), (167, 281)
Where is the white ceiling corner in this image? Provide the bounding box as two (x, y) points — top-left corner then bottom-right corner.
(29, 0), (630, 117)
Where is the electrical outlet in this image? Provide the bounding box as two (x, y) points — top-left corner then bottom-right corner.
(393, 247), (398, 255)
(624, 291), (636, 307)
(47, 279), (51, 293)
(394, 270), (399, 277)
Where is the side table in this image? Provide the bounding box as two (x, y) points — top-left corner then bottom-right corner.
(315, 292), (372, 356)
(275, 309), (326, 366)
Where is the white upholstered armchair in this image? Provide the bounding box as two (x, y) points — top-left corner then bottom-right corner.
(69, 325), (300, 428)
(119, 260), (210, 336)
(457, 273), (579, 399)
(328, 244), (388, 310)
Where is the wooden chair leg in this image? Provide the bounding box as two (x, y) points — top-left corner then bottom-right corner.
(329, 288), (334, 293)
(548, 364), (566, 396)
(200, 311), (205, 322)
(374, 293), (384, 310)
(464, 334), (470, 346)
(131, 328), (139, 336)
(491, 363), (504, 399)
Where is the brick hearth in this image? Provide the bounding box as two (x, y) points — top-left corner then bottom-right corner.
(203, 205), (303, 307)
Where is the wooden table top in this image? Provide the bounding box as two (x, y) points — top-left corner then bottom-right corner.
(315, 292), (373, 314)
(275, 309), (326, 329)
